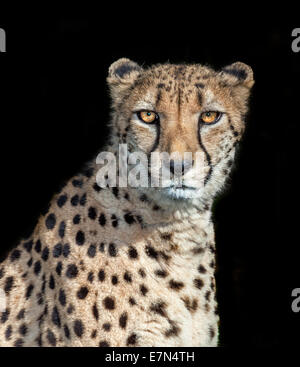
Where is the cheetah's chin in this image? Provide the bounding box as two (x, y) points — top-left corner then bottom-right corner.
(161, 186), (200, 200)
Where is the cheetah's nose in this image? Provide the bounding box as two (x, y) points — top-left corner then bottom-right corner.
(169, 159), (194, 176)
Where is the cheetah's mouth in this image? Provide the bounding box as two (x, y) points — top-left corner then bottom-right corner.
(161, 184), (198, 200)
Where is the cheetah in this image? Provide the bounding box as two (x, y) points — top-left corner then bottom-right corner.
(0, 58), (254, 347)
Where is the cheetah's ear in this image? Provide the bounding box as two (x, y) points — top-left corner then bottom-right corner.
(220, 62), (254, 89)
(107, 58), (143, 100)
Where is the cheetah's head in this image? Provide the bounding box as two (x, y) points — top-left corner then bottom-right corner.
(106, 58), (254, 205)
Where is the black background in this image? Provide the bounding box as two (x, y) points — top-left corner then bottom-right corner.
(0, 7), (299, 347)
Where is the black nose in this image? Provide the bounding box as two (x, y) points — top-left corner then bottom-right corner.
(169, 159), (193, 176)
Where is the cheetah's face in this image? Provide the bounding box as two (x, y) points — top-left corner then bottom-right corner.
(107, 59), (254, 201)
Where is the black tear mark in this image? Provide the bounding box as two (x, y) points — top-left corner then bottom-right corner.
(197, 92), (203, 106)
(198, 127), (213, 185)
(222, 68), (247, 81)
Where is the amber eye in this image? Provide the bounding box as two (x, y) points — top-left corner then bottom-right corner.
(200, 111), (222, 124)
(137, 111), (158, 124)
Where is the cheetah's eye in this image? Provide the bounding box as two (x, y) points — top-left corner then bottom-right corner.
(137, 111), (159, 124)
(200, 111), (222, 125)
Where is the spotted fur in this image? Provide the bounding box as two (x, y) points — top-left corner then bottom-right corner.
(0, 58), (254, 346)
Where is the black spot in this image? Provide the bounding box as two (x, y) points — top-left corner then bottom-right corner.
(205, 290), (211, 301)
(138, 269), (146, 278)
(10, 249), (21, 262)
(124, 271), (132, 283)
(66, 264), (78, 278)
(53, 243), (62, 258)
(17, 309), (25, 320)
(47, 329), (56, 346)
(145, 245), (158, 260)
(99, 213), (106, 226)
(127, 333), (137, 345)
(129, 297), (136, 306)
(41, 247), (49, 261)
(23, 240), (33, 252)
(14, 338), (24, 347)
(140, 284), (148, 296)
(73, 214), (81, 224)
(111, 214), (118, 227)
(99, 340), (110, 347)
(209, 326), (215, 339)
(87, 272), (94, 283)
(64, 324), (70, 339)
(0, 268), (4, 279)
(99, 242), (105, 252)
(79, 193), (87, 206)
(27, 257), (33, 267)
(34, 240), (42, 253)
(128, 246), (138, 259)
(87, 244), (96, 258)
(34, 261), (41, 275)
(77, 286), (89, 300)
(4, 276), (13, 293)
(112, 187), (119, 198)
(165, 321), (181, 338)
(57, 194), (67, 208)
(25, 284), (34, 299)
(93, 182), (101, 192)
(198, 264), (207, 274)
(108, 243), (117, 257)
(5, 325), (12, 340)
(19, 323), (27, 336)
(103, 296), (115, 310)
(91, 330), (97, 338)
(88, 207), (97, 220)
(72, 179), (83, 188)
(59, 289), (66, 306)
(92, 303), (99, 321)
(194, 278), (204, 289)
(73, 319), (84, 337)
(1, 309), (10, 323)
(45, 213), (56, 230)
(98, 269), (105, 282)
(76, 230), (85, 246)
(111, 275), (118, 285)
(119, 312), (128, 329)
(62, 243), (70, 258)
(56, 262), (62, 276)
(152, 205), (160, 211)
(154, 269), (168, 278)
(49, 274), (55, 290)
(103, 323), (111, 331)
(124, 213), (135, 225)
(58, 221), (65, 238)
(150, 301), (167, 317)
(67, 304), (74, 314)
(169, 279), (184, 290)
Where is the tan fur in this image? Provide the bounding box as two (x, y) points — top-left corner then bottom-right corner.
(0, 58), (254, 346)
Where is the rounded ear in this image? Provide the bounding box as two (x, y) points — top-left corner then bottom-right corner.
(107, 58), (143, 101)
(220, 61), (254, 89)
